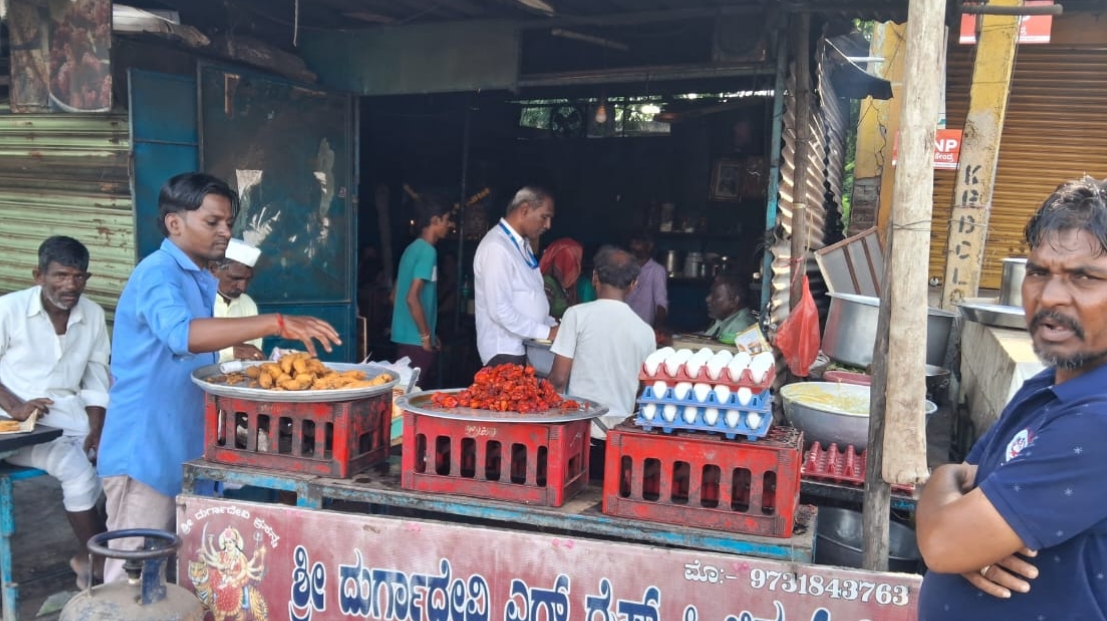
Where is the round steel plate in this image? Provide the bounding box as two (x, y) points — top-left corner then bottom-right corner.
(396, 389), (608, 423)
(192, 362), (399, 403)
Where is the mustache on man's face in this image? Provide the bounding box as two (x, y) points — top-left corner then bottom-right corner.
(1030, 310), (1085, 340)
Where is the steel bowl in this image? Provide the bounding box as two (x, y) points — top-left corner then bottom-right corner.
(524, 338), (555, 377)
(781, 382), (936, 450)
(958, 301), (1027, 331)
(822, 292), (955, 368)
(815, 507), (922, 573)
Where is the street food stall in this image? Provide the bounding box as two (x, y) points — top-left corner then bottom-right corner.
(176, 349), (924, 621)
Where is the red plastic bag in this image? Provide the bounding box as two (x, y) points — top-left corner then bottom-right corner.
(775, 275), (821, 376)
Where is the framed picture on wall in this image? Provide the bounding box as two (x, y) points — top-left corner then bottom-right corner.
(709, 158), (744, 202)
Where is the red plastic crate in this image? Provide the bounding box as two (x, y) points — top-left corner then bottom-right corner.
(204, 392), (392, 478)
(603, 423), (803, 537)
(401, 411), (590, 507)
(802, 443), (914, 495)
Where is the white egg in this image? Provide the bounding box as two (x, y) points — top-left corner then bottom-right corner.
(652, 381), (669, 398)
(725, 410), (741, 428)
(703, 408), (720, 425)
(685, 359), (706, 379)
(746, 412), (763, 430)
(664, 349), (694, 376)
(693, 383), (712, 403)
(641, 403), (657, 421)
(706, 351), (733, 380)
(727, 352), (752, 381)
(662, 404), (679, 422)
(737, 387), (753, 406)
(682, 406), (698, 424)
(645, 347), (674, 375)
(749, 352), (776, 383)
(713, 385), (732, 404)
(674, 381), (693, 401)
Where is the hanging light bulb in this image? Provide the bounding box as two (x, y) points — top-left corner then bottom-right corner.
(594, 102), (608, 125)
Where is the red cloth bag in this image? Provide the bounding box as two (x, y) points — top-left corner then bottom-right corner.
(775, 275), (821, 376)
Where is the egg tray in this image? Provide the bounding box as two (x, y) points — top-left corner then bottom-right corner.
(639, 362), (776, 393)
(635, 387), (774, 441)
(801, 443), (914, 495)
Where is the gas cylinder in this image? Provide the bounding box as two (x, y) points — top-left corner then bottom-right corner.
(61, 529), (205, 621)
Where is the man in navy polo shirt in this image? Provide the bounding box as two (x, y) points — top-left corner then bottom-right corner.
(917, 176), (1107, 620)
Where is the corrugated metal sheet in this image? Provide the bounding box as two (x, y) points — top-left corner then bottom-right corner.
(931, 45), (1107, 289)
(770, 37), (848, 323)
(0, 105), (133, 321)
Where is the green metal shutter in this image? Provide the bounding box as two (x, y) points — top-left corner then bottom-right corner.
(0, 105), (133, 323)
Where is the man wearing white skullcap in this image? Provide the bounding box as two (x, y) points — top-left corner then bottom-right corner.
(211, 239), (265, 362)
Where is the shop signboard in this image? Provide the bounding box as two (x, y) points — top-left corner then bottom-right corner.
(177, 495), (922, 621)
(958, 1), (1054, 45)
(891, 129), (963, 171)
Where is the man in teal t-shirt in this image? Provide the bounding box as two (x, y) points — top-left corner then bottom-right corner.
(392, 193), (453, 386)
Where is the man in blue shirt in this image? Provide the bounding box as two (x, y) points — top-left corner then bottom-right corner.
(391, 193), (452, 387)
(917, 176), (1107, 620)
(97, 172), (341, 583)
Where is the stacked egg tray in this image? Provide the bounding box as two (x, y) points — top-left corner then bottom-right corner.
(635, 362), (776, 441)
(801, 443), (914, 495)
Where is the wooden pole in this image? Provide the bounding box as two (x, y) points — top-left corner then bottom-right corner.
(939, 0), (1023, 308)
(862, 0), (946, 570)
(789, 13), (812, 309)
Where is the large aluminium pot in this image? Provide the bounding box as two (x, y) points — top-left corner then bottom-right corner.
(822, 292), (956, 368)
(999, 257), (1028, 307)
(780, 382), (936, 450)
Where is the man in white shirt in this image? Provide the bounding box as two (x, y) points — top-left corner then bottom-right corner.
(548, 246), (656, 442)
(474, 187), (560, 366)
(211, 238), (265, 362)
(0, 236), (109, 588)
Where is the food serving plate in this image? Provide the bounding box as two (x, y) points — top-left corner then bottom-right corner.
(0, 410), (38, 436)
(397, 389), (608, 423)
(192, 361), (399, 403)
(958, 301), (1026, 331)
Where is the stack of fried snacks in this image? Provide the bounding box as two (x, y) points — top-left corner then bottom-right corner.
(211, 352), (391, 392)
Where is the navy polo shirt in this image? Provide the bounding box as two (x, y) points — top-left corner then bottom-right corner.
(918, 363), (1107, 620)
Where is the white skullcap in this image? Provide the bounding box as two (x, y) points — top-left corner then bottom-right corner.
(224, 238), (261, 267)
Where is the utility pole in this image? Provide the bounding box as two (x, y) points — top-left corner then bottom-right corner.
(863, 0), (946, 571)
(939, 0), (1024, 308)
(789, 12), (812, 309)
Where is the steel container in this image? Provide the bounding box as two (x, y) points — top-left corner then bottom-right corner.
(815, 507), (922, 573)
(999, 257), (1028, 307)
(780, 382), (936, 450)
(822, 292), (956, 368)
(524, 338), (555, 377)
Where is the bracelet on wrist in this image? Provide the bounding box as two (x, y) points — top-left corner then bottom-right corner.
(420, 333), (431, 341)
(275, 313), (287, 337)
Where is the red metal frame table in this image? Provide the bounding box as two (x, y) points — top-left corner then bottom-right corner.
(181, 458), (817, 563)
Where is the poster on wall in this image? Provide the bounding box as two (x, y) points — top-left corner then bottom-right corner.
(177, 495), (923, 621)
(8, 0), (112, 113)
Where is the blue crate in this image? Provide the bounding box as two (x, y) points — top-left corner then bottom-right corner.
(635, 387), (774, 441)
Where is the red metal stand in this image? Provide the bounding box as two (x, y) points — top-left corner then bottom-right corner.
(400, 412), (590, 507)
(603, 423), (803, 537)
(203, 392), (392, 478)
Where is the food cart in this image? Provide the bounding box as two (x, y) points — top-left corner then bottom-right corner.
(177, 355), (923, 621)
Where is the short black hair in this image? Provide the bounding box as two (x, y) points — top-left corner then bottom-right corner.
(593, 245), (640, 289)
(1025, 175), (1107, 255)
(506, 186), (553, 215)
(38, 236), (89, 273)
(713, 273), (746, 304)
(157, 172), (240, 236)
(414, 192), (453, 230)
(628, 227), (654, 248)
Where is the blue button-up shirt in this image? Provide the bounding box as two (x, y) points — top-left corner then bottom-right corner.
(98, 238), (218, 497)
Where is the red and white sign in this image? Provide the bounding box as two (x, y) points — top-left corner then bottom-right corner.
(177, 496), (922, 621)
(892, 128), (964, 171)
(959, 1), (1054, 45)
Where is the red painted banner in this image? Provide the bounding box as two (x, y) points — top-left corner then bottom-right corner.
(959, 1), (1054, 45)
(176, 496), (922, 621)
(892, 129), (964, 172)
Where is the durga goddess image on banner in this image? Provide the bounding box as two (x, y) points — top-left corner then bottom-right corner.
(188, 525), (271, 621)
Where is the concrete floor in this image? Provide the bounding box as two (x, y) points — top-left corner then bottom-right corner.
(9, 475), (80, 621)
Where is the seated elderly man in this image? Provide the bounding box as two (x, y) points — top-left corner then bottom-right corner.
(210, 238), (265, 362)
(0, 236), (108, 588)
(704, 274), (756, 338)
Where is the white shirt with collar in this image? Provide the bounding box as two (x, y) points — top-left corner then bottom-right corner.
(213, 291), (264, 363)
(474, 218), (555, 363)
(0, 286), (110, 436)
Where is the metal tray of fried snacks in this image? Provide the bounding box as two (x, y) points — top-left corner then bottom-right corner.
(396, 389), (608, 423)
(192, 361), (400, 403)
